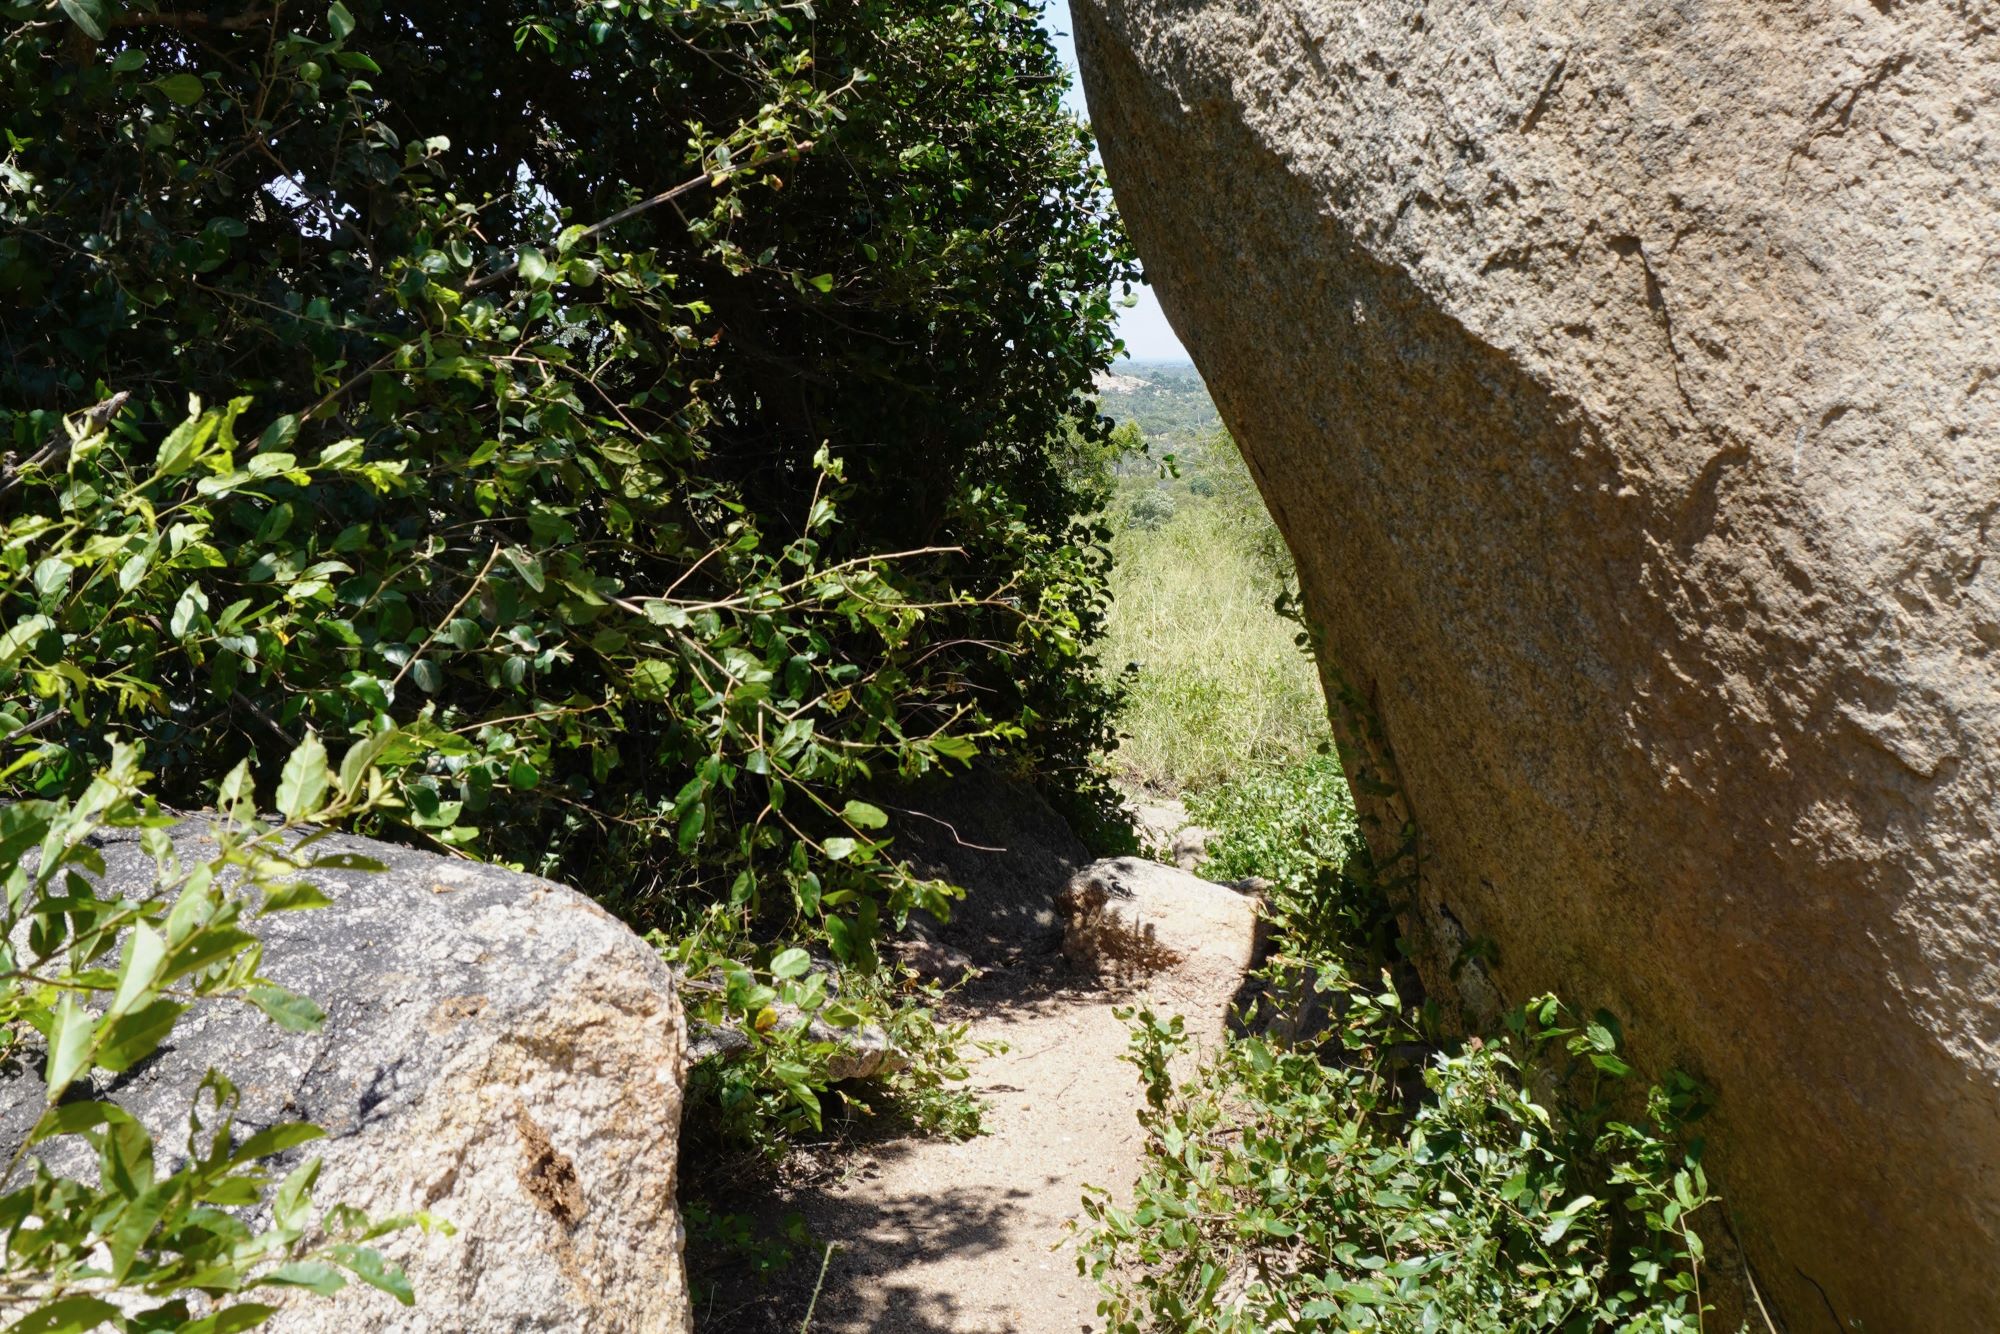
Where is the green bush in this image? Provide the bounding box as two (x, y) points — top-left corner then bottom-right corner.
(3, 0), (1133, 1150)
(2, 0), (1130, 900)
(1183, 755), (1395, 968)
(1081, 760), (1726, 1333)
(1185, 755), (1360, 896)
(1080, 992), (1722, 1334)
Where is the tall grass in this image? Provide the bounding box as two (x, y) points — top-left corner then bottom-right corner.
(1101, 494), (1330, 792)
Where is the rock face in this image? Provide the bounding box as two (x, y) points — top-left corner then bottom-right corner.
(0, 822), (691, 1333)
(1057, 857), (1262, 1023)
(1074, 4), (2000, 1330)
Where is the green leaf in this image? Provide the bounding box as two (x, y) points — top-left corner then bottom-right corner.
(337, 727), (394, 795)
(246, 983), (326, 1033)
(928, 734), (978, 764)
(275, 730), (331, 820)
(111, 48), (145, 73)
(770, 947), (811, 980)
(162, 925), (257, 983)
(31, 1100), (133, 1145)
(259, 1261), (347, 1296)
(94, 998), (188, 1072)
(170, 582), (209, 638)
(329, 1245), (415, 1305)
(215, 760), (256, 822)
(56, 0), (104, 41)
(675, 802), (705, 854)
(841, 799), (888, 830)
(503, 546), (546, 593)
(809, 273), (835, 293)
(304, 852), (387, 873)
(327, 0), (355, 39)
(107, 1184), (170, 1282)
(822, 837), (857, 862)
(31, 556), (72, 599)
(0, 614), (50, 668)
(112, 921), (168, 1013)
(259, 880), (335, 913)
(233, 1121), (327, 1163)
(2, 1295), (122, 1334)
(273, 1157), (323, 1231)
(158, 72), (205, 106)
(179, 1305), (279, 1334)
(516, 247), (550, 284)
(42, 995), (95, 1102)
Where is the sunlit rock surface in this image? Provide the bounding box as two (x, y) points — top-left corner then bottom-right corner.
(1075, 4), (2000, 1328)
(1, 821), (692, 1333)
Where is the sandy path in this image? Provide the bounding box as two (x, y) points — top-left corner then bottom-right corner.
(791, 961), (1144, 1334)
(695, 859), (1255, 1334)
(693, 956), (1147, 1334)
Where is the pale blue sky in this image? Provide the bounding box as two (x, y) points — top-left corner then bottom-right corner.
(1039, 1), (1191, 364)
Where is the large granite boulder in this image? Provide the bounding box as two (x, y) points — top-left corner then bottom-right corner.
(1074, 4), (2000, 1330)
(0, 821), (691, 1333)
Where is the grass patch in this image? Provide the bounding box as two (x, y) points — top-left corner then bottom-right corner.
(1101, 492), (1329, 791)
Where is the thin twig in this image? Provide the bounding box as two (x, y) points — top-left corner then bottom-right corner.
(386, 543), (502, 697)
(0, 392), (129, 500)
(874, 803), (1006, 853)
(0, 712), (59, 746)
(797, 1241), (838, 1333)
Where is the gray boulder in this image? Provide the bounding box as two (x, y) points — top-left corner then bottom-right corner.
(0, 821), (691, 1333)
(1056, 857), (1262, 1033)
(1076, 3), (2000, 1329)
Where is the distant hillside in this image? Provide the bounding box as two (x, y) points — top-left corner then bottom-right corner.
(1094, 361), (1219, 451)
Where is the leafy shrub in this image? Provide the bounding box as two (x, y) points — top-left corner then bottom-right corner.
(2, 0), (1134, 1157)
(0, 734), (425, 1330)
(1082, 760), (1725, 1333)
(1186, 755), (1361, 898)
(1184, 755), (1394, 967)
(1080, 991), (1722, 1334)
(1121, 489), (1179, 532)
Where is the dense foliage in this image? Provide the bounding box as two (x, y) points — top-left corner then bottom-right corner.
(2, 0), (1135, 1323)
(1082, 763), (1725, 1333)
(2, 0), (1132, 912)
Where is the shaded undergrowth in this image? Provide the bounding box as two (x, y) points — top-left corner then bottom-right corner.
(1079, 761), (1732, 1333)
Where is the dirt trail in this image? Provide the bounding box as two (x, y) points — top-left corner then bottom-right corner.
(785, 958), (1147, 1333)
(697, 855), (1257, 1334)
